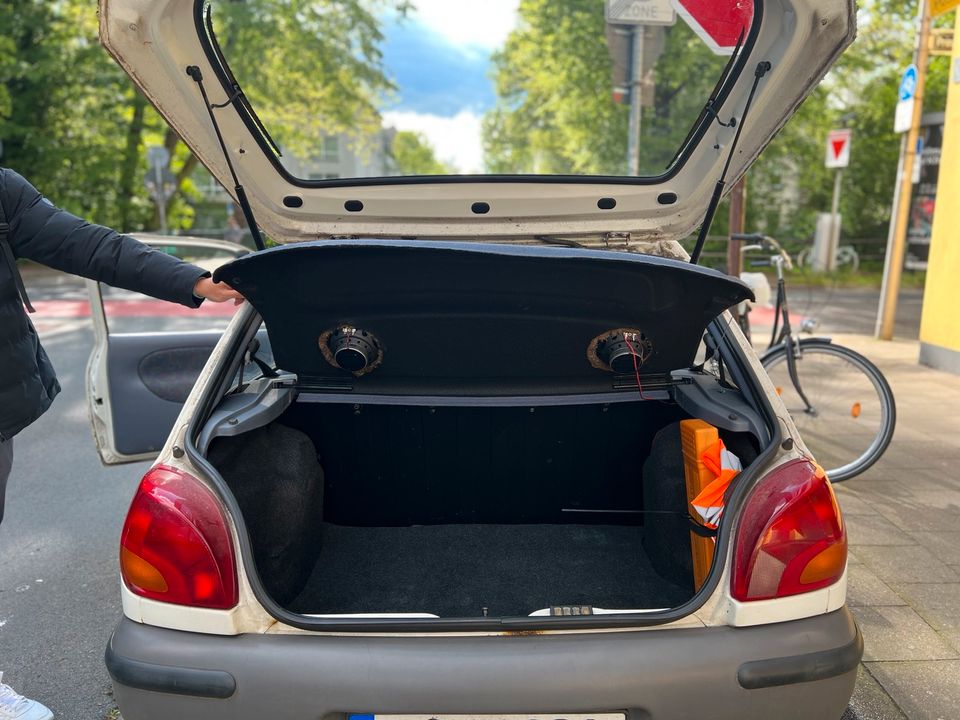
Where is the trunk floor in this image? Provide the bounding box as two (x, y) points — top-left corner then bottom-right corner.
(288, 523), (692, 618)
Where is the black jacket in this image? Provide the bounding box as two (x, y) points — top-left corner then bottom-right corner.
(0, 167), (208, 440)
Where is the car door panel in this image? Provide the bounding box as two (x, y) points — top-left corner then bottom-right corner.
(85, 235), (247, 465)
(106, 333), (220, 456)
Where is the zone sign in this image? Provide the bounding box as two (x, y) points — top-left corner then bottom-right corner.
(825, 129), (852, 169)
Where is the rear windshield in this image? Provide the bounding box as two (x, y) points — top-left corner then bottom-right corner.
(200, 0), (757, 182)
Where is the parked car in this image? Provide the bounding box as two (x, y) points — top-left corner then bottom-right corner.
(92, 0), (859, 718)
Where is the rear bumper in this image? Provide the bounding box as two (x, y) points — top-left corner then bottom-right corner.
(107, 608), (861, 720)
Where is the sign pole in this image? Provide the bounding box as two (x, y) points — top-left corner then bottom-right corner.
(828, 168), (843, 272)
(154, 162), (169, 235)
(627, 25), (645, 175)
(878, 0), (931, 340)
(727, 176), (747, 276)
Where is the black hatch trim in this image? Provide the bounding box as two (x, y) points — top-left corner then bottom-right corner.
(213, 240), (753, 395)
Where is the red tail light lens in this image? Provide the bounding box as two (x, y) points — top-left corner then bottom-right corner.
(732, 459), (846, 602)
(120, 465), (238, 610)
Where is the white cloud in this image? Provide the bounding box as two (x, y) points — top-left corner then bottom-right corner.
(383, 109), (485, 173)
(405, 0), (519, 50)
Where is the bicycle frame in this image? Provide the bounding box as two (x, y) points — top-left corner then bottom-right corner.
(767, 255), (816, 413)
(733, 234), (816, 414)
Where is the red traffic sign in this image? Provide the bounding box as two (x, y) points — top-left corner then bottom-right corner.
(825, 129), (852, 169)
(672, 0), (754, 55)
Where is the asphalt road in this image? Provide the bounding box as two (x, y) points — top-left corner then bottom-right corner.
(0, 270), (924, 719)
(0, 271), (236, 718)
(0, 323), (144, 718)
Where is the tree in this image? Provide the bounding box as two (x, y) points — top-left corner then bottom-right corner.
(482, 0), (731, 177)
(483, 0), (629, 175)
(390, 131), (453, 175)
(746, 0), (953, 241)
(1, 0), (406, 233)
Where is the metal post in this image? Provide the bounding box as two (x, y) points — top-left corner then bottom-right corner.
(627, 25), (645, 176)
(828, 169), (843, 271)
(154, 162), (168, 235)
(877, 0), (931, 340)
(727, 177), (748, 276)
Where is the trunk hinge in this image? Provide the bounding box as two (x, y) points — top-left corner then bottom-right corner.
(603, 231), (632, 249)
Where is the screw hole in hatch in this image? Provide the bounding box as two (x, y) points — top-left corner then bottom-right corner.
(597, 197), (617, 210)
(657, 192), (678, 205)
(471, 201), (490, 215)
(283, 195), (304, 208)
(344, 200), (364, 212)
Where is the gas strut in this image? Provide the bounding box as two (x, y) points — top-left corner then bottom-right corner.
(186, 65), (267, 252)
(689, 61), (771, 266)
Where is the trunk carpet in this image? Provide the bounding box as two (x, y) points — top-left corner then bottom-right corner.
(287, 523), (693, 617)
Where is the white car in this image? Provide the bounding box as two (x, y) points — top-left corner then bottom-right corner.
(88, 1), (860, 718)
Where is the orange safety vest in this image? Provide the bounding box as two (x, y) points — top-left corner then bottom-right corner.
(691, 440), (742, 529)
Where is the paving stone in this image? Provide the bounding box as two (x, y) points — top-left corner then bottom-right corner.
(907, 532), (960, 567)
(853, 545), (960, 584)
(942, 630), (960, 655)
(850, 606), (958, 661)
(866, 660), (960, 720)
(834, 489), (878, 516)
(887, 584), (960, 632)
(841, 665), (907, 720)
(846, 565), (907, 607)
(844, 513), (917, 546)
(870, 502), (960, 535)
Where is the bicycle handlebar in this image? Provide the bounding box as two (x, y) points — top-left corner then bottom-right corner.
(731, 233), (793, 271)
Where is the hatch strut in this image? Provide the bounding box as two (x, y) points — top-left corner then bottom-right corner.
(186, 65), (267, 252)
(689, 61), (771, 266)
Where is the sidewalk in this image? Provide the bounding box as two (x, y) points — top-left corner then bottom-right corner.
(798, 334), (960, 720)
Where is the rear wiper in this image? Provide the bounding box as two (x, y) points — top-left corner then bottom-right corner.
(187, 65), (267, 252)
(689, 60), (771, 266)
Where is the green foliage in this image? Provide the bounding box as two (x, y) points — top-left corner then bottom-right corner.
(211, 0), (398, 159)
(482, 0), (954, 247)
(640, 22), (726, 174)
(483, 0), (630, 175)
(483, 0), (728, 176)
(390, 131), (453, 174)
(0, 0), (401, 233)
(748, 0), (953, 241)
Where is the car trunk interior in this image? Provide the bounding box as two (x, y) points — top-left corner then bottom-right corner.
(204, 242), (761, 620)
(207, 396), (760, 619)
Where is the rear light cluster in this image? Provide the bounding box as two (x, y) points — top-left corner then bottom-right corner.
(120, 465), (238, 610)
(732, 459), (846, 602)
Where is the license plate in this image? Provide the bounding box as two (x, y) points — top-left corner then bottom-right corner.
(352, 715), (626, 720)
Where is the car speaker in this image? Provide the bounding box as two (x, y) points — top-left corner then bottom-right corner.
(320, 327), (383, 375)
(589, 329), (652, 374)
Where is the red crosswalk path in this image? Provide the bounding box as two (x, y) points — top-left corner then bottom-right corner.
(31, 299), (240, 317)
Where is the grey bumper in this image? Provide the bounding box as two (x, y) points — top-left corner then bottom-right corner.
(107, 608), (861, 720)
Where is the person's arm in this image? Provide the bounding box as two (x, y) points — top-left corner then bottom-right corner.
(2, 168), (241, 307)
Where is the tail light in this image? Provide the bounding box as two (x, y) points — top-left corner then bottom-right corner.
(120, 465), (238, 610)
(732, 459), (846, 602)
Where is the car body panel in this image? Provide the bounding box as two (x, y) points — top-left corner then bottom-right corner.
(85, 235), (247, 464)
(105, 608), (860, 720)
(98, 0), (856, 244)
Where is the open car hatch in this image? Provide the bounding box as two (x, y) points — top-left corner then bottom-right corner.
(99, 0), (856, 244)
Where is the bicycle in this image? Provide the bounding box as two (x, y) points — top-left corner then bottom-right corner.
(732, 233), (896, 482)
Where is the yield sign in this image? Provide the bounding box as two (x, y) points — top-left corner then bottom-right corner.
(671, 0), (754, 55)
(825, 129), (852, 169)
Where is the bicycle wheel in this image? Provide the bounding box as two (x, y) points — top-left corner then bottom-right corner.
(761, 341), (896, 482)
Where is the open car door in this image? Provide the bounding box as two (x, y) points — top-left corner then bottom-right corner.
(85, 236), (247, 465)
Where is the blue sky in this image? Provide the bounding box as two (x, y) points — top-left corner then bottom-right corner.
(376, 1), (519, 172)
(381, 16), (496, 117)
